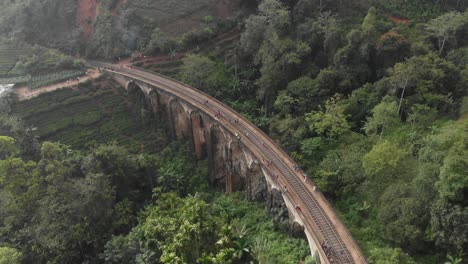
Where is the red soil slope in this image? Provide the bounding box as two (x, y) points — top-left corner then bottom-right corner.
(77, 0), (99, 41)
(389, 15), (409, 24)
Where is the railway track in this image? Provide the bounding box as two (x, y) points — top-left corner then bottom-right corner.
(92, 62), (367, 263)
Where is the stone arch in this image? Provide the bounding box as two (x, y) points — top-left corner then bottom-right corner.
(190, 111), (207, 160)
(227, 140), (249, 192)
(268, 188), (290, 227)
(246, 160), (267, 201)
(291, 221), (306, 239)
(148, 90), (161, 114)
(127, 81), (153, 122)
(168, 99), (191, 141)
(208, 124), (229, 190)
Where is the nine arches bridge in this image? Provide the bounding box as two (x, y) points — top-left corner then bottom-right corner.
(93, 62), (368, 264)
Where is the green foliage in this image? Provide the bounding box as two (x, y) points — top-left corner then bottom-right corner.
(361, 7), (382, 40)
(274, 76), (321, 116)
(145, 27), (173, 54)
(374, 0), (444, 22)
(10, 45), (82, 75)
(212, 194), (309, 264)
(0, 136), (16, 159)
(240, 0), (291, 56)
(363, 97), (400, 137)
(460, 96), (468, 116)
(2, 0), (468, 262)
(425, 11), (468, 54)
(362, 140), (405, 176)
(89, 10), (127, 58)
(436, 141), (467, 202)
(0, 247), (22, 264)
(149, 192), (220, 263)
(179, 54), (225, 92)
(305, 96), (351, 140)
(0, 136), (210, 263)
(314, 137), (367, 194)
(255, 36), (310, 105)
(407, 104), (437, 129)
(368, 246), (416, 264)
(156, 142), (209, 195)
(430, 201), (468, 251)
(103, 192), (236, 264)
(376, 31), (411, 69)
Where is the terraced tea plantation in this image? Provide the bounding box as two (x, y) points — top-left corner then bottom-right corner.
(12, 76), (168, 153)
(0, 45), (30, 76)
(27, 70), (85, 89)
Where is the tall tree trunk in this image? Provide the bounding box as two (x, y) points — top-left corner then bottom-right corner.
(439, 37), (447, 55)
(397, 80), (408, 116)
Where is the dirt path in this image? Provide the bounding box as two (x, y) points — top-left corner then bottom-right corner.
(15, 69), (102, 101)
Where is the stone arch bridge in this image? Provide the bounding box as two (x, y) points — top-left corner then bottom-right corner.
(96, 63), (367, 264)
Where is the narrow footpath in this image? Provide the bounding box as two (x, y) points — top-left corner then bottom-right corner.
(15, 69), (102, 101)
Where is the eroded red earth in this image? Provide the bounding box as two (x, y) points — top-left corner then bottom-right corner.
(389, 15), (409, 24)
(77, 0), (99, 41)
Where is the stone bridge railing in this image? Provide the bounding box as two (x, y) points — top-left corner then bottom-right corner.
(95, 62), (367, 264)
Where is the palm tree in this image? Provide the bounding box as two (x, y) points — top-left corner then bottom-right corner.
(445, 254), (463, 264)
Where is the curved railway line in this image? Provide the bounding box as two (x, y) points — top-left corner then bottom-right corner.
(96, 63), (367, 264)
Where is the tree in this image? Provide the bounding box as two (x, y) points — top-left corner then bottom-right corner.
(305, 95), (350, 140)
(0, 136), (16, 159)
(0, 247), (22, 264)
(251, 237), (275, 264)
(388, 61), (419, 116)
(240, 0), (291, 56)
(385, 54), (463, 114)
(361, 7), (380, 40)
(407, 104), (437, 129)
(255, 35), (310, 111)
(274, 76), (320, 116)
(363, 97), (400, 138)
(378, 182), (429, 250)
(333, 29), (372, 90)
(430, 201), (468, 251)
(89, 10), (126, 58)
(444, 254), (463, 264)
(314, 139), (367, 195)
(102, 192), (237, 264)
(240, 15), (268, 56)
(179, 54), (230, 97)
(435, 141), (468, 202)
(145, 27), (171, 54)
(362, 140), (405, 177)
(426, 11), (467, 55)
(301, 11), (340, 57)
(368, 247), (416, 264)
(376, 31), (411, 69)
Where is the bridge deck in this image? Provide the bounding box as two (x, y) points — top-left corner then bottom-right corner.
(101, 64), (367, 264)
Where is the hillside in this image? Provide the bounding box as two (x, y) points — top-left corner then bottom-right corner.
(0, 0), (244, 58)
(11, 77), (168, 152)
(0, 0), (467, 263)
